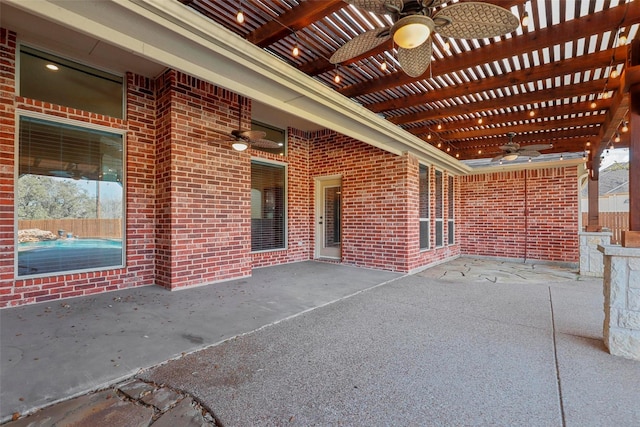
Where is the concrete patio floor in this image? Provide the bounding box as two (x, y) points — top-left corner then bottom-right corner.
(2, 257), (640, 426)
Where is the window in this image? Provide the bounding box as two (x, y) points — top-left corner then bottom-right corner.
(251, 121), (286, 156)
(17, 115), (125, 277)
(419, 164), (429, 250)
(448, 175), (455, 245)
(251, 161), (286, 251)
(20, 46), (124, 118)
(435, 170), (443, 247)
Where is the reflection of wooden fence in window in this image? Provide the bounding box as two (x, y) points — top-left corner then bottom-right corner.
(19, 219), (122, 239)
(581, 212), (629, 245)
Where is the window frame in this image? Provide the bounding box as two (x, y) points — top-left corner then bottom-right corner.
(251, 120), (287, 156)
(448, 175), (455, 245)
(419, 164), (430, 251)
(18, 44), (125, 119)
(15, 110), (127, 278)
(250, 158), (288, 253)
(435, 169), (444, 248)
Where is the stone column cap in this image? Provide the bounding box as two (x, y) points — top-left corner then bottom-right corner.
(598, 244), (640, 256)
(579, 231), (613, 236)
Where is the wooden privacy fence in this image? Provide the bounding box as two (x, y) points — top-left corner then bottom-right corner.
(582, 212), (629, 245)
(19, 219), (122, 239)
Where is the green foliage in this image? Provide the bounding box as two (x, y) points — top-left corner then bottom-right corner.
(17, 175), (98, 220)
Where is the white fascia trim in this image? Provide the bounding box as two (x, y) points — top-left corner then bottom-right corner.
(5, 0), (471, 175)
(465, 158), (584, 175)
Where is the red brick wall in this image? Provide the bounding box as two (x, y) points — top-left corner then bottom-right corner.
(125, 73), (158, 282)
(0, 25), (580, 307)
(0, 29), (17, 303)
(308, 131), (409, 271)
(0, 30), (158, 306)
(306, 131), (461, 272)
(155, 70), (252, 289)
(406, 155), (461, 271)
(459, 167), (579, 262)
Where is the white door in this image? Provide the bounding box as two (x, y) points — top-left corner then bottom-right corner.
(316, 178), (342, 259)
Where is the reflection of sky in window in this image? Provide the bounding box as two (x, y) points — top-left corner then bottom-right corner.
(72, 179), (122, 200)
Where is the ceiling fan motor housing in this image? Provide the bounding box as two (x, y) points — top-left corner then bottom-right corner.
(391, 15), (435, 49)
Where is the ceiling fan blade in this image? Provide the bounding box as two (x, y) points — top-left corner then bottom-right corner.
(50, 170), (73, 178)
(397, 39), (432, 78)
(521, 144), (552, 151)
(330, 28), (391, 64)
(234, 130), (267, 140)
(250, 138), (282, 149)
(518, 150), (541, 157)
(433, 2), (519, 39)
(491, 154), (504, 162)
(499, 143), (519, 151)
(212, 129), (234, 138)
(345, 0), (405, 15)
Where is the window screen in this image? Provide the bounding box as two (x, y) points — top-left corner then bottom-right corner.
(17, 116), (124, 277)
(251, 161), (286, 251)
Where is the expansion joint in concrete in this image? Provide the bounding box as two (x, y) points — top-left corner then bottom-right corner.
(548, 287), (567, 427)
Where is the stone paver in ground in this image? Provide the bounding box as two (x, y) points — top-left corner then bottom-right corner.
(152, 397), (212, 427)
(141, 387), (183, 412)
(118, 379), (156, 400)
(5, 389), (154, 427)
(3, 380), (216, 427)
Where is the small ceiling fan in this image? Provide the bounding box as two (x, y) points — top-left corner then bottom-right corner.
(330, 0), (520, 77)
(492, 132), (552, 162)
(50, 163), (88, 180)
(213, 96), (281, 151)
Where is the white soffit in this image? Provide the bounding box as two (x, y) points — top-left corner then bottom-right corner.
(4, 0), (471, 175)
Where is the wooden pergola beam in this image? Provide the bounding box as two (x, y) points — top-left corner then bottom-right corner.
(247, 0), (345, 47)
(337, 1), (640, 98)
(367, 46), (628, 114)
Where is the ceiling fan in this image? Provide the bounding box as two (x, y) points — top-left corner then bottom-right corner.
(214, 96), (281, 152)
(330, 0), (520, 77)
(50, 163), (88, 180)
(492, 132), (552, 162)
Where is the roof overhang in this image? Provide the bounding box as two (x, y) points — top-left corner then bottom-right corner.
(3, 0), (472, 174)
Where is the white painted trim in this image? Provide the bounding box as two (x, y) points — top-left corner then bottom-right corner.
(465, 158), (584, 174)
(314, 176), (343, 260)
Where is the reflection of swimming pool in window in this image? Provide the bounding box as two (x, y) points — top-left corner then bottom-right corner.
(18, 239), (123, 277)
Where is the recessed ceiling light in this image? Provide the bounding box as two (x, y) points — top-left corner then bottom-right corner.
(46, 64), (59, 71)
